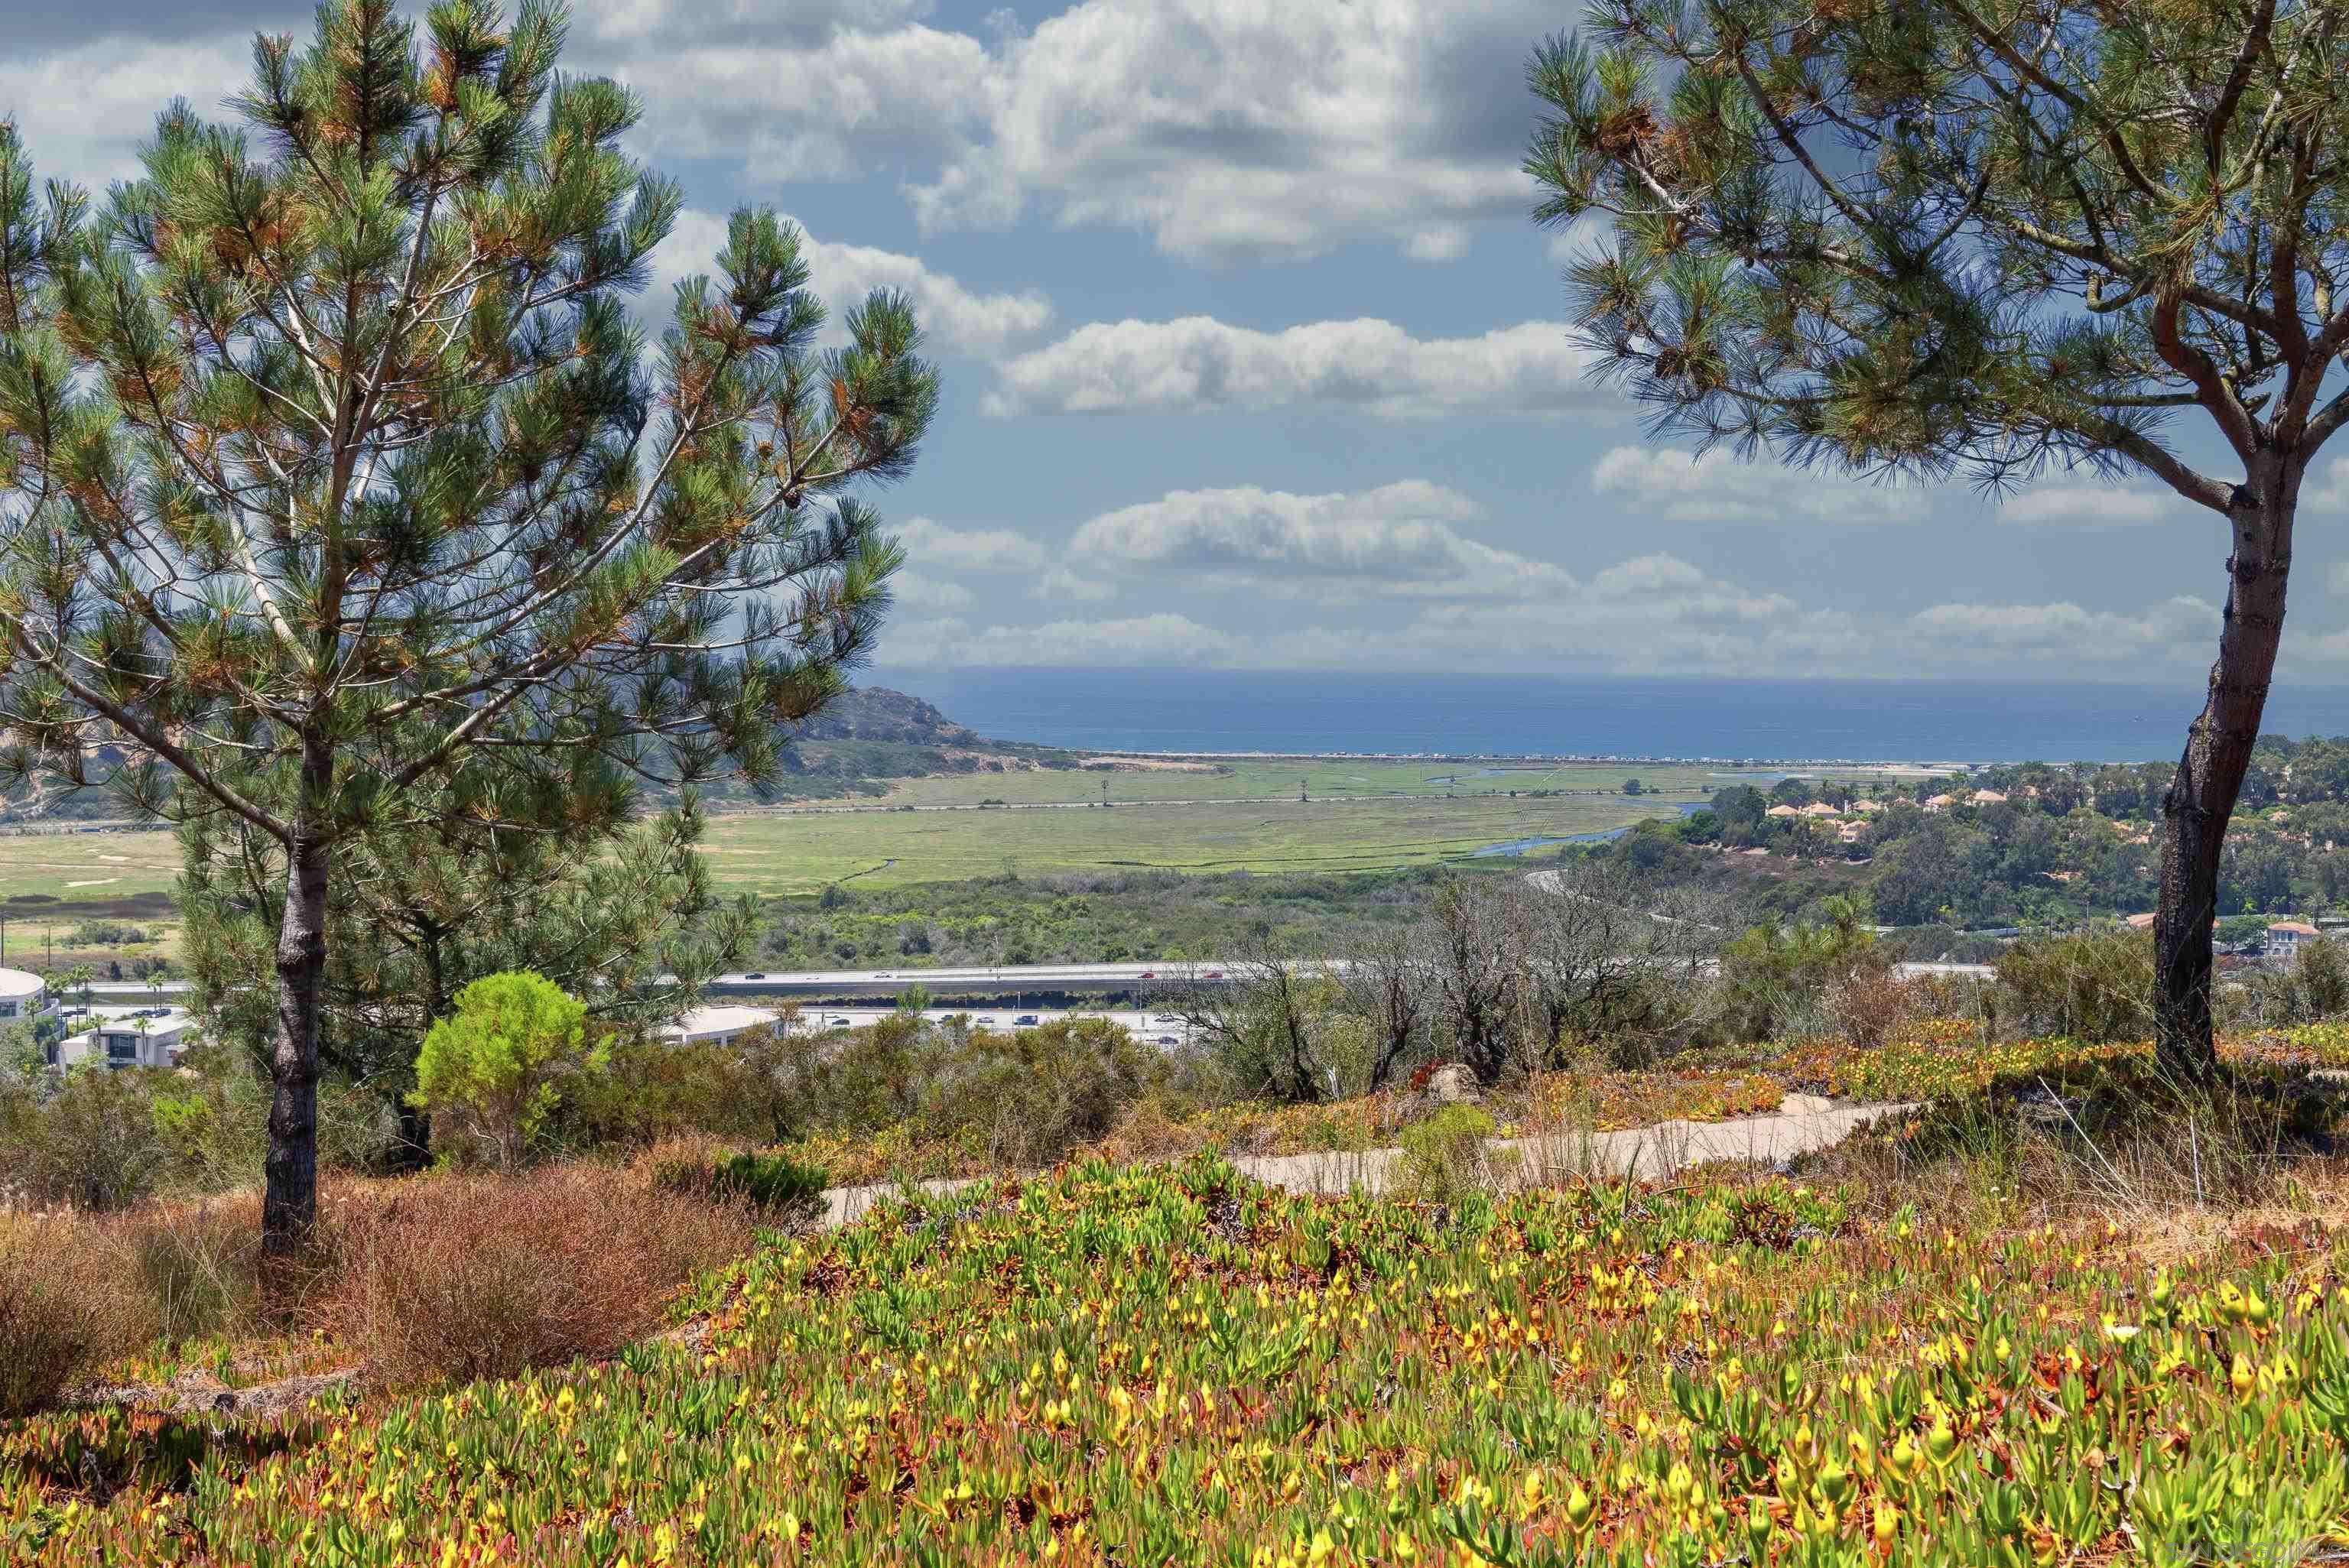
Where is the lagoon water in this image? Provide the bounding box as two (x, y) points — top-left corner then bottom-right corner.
(873, 667), (2349, 764)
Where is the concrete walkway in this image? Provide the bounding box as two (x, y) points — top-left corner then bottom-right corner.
(818, 1096), (1908, 1228)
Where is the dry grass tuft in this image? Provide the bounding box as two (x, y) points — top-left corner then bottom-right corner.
(317, 1163), (752, 1388)
(116, 1193), (268, 1345)
(0, 1214), (145, 1417)
(1808, 1057), (2349, 1224)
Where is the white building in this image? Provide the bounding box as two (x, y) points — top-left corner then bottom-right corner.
(2266, 920), (2324, 962)
(54, 1009), (197, 1070)
(666, 1005), (780, 1047)
(0, 966), (54, 1025)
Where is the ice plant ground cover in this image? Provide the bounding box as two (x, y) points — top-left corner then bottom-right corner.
(5, 1156), (2347, 1566)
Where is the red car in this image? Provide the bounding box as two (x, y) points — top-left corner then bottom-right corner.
(1138, 969), (1156, 979)
(1204, 970), (1224, 979)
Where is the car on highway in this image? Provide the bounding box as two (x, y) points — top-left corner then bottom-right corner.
(827, 1016), (852, 1027)
(1153, 1034), (1179, 1046)
(1152, 1014), (1181, 1023)
(1203, 970), (1224, 979)
(1138, 970), (1155, 979)
(873, 972), (893, 979)
(1014, 1014), (1040, 1026)
(976, 1016), (997, 1026)
(743, 972), (766, 980)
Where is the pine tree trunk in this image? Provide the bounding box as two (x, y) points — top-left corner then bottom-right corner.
(262, 734), (333, 1268)
(390, 924), (448, 1174)
(2156, 463), (2298, 1077)
(392, 1102), (433, 1175)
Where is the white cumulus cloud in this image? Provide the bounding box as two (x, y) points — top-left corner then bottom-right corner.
(889, 573), (975, 612)
(1904, 596), (2219, 660)
(1036, 566), (1116, 602)
(906, 0), (1550, 261)
(886, 612), (1239, 667)
(890, 517), (1051, 573)
(8, 0), (1554, 265)
(983, 318), (1598, 419)
(883, 542), (2255, 678)
(1, 36), (256, 190)
(1997, 484), (2189, 528)
(1069, 481), (1574, 603)
(580, 7), (993, 184)
(1591, 446), (1923, 526)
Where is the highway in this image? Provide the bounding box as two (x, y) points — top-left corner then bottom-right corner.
(71, 956), (1994, 1008)
(700, 959), (1999, 995)
(703, 962), (1216, 998)
(67, 963), (1193, 1004)
(778, 1005), (1194, 1040)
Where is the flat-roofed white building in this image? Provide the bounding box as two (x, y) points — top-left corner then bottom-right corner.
(666, 1005), (780, 1047)
(54, 1009), (196, 1070)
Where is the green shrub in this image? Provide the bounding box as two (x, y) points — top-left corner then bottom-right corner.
(1395, 1104), (1499, 1204)
(1994, 930), (2156, 1042)
(411, 971), (599, 1169)
(0, 1066), (173, 1212)
(919, 1017), (1188, 1170)
(653, 1150), (828, 1229)
(0, 1040), (395, 1208)
(2228, 933), (2349, 1028)
(554, 1032), (797, 1151)
(759, 1013), (1203, 1174)
(63, 919), (149, 949)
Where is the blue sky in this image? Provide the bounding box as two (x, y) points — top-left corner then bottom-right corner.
(9, 0), (2341, 682)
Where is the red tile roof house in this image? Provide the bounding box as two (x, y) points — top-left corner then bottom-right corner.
(2266, 920), (2324, 961)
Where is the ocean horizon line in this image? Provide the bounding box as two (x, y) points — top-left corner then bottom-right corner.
(865, 668), (2349, 767)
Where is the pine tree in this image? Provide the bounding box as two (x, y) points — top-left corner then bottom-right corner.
(1528, 0), (2349, 1076)
(178, 761), (759, 1170)
(0, 0), (936, 1261)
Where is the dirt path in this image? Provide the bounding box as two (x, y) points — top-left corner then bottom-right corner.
(819, 1095), (1909, 1228)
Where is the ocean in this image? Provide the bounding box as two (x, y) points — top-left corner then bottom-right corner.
(867, 668), (2349, 764)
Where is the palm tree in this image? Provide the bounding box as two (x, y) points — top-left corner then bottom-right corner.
(57, 962), (94, 1018)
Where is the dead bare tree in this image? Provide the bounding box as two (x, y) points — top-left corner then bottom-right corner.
(1341, 924), (1431, 1089)
(1518, 863), (1730, 1069)
(1165, 936), (1340, 1103)
(1425, 881), (1522, 1087)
